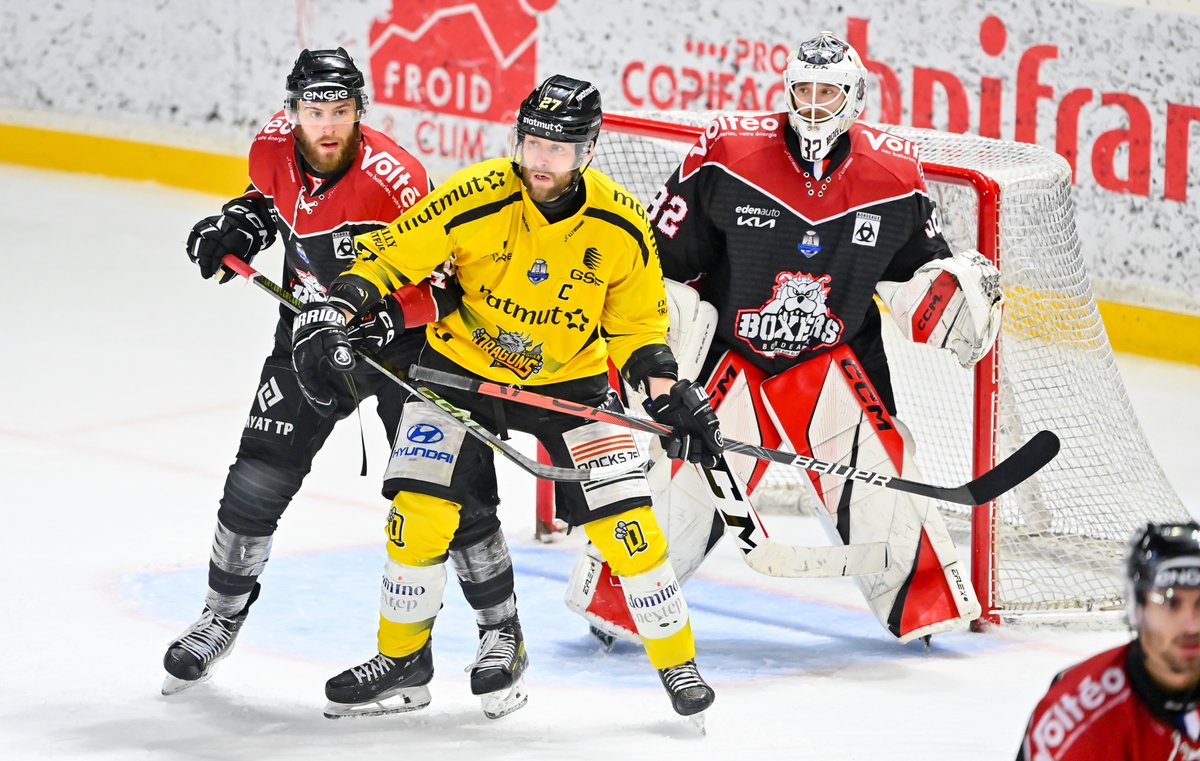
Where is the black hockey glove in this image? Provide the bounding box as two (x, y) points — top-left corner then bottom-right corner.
(186, 196), (277, 283)
(644, 379), (724, 469)
(347, 297), (405, 353)
(292, 302), (357, 418)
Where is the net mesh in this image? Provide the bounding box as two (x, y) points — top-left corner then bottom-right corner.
(594, 111), (1189, 620)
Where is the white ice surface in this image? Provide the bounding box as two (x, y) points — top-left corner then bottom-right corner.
(2, 165), (1198, 760)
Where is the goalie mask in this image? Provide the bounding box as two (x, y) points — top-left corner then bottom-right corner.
(512, 74), (603, 172)
(285, 47), (368, 126)
(784, 32), (867, 162)
(1127, 522), (1200, 627)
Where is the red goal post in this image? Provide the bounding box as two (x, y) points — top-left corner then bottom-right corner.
(536, 110), (1189, 626)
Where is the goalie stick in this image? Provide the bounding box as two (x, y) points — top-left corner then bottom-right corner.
(700, 456), (890, 577)
(409, 364), (1061, 507)
(218, 255), (637, 483)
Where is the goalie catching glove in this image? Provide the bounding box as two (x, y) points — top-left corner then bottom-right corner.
(644, 380), (724, 468)
(186, 194), (277, 283)
(877, 249), (1003, 368)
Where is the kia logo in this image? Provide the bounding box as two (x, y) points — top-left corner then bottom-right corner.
(407, 423), (444, 444)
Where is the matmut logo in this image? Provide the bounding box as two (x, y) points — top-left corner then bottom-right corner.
(368, 0), (557, 123)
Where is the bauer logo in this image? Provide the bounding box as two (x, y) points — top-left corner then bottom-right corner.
(1028, 667), (1126, 761)
(367, 0), (556, 123)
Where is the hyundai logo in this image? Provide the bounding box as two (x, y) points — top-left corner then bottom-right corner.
(407, 423), (444, 444)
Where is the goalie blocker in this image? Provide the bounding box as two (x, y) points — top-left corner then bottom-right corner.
(567, 280), (986, 645)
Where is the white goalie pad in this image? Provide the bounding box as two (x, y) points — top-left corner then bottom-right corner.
(877, 249), (1003, 368)
(665, 278), (718, 383)
(759, 349), (981, 641)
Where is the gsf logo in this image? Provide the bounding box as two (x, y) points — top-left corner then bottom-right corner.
(570, 269), (604, 285)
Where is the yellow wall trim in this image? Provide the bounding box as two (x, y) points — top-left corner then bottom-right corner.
(1099, 301), (1200, 364)
(4, 121), (1199, 365)
(0, 122), (246, 197)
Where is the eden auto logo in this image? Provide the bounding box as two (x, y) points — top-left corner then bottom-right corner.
(368, 0), (558, 123)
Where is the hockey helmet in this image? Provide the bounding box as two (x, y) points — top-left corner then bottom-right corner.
(783, 31), (867, 161)
(1127, 522), (1200, 625)
(285, 47), (368, 125)
(513, 75), (603, 171)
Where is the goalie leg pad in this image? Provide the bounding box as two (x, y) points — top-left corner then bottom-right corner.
(761, 346), (979, 640)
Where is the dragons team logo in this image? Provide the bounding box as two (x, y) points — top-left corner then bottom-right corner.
(472, 326), (544, 379)
(735, 271), (845, 358)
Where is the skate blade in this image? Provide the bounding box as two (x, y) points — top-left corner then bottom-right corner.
(480, 677), (528, 720)
(161, 672), (212, 696)
(322, 684), (432, 719)
(687, 711), (707, 735)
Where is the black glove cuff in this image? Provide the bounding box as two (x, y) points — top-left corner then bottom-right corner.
(327, 278), (379, 318)
(622, 344), (678, 394)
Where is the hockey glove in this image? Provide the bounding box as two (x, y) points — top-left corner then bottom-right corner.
(292, 302), (357, 418)
(186, 195), (277, 283)
(644, 379), (724, 468)
(347, 297), (404, 353)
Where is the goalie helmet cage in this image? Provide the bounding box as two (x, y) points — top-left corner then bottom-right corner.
(536, 110), (1190, 626)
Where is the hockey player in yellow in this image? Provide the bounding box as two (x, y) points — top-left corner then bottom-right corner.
(289, 75), (723, 722)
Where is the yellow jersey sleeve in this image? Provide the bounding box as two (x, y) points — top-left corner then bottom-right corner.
(345, 158), (519, 301)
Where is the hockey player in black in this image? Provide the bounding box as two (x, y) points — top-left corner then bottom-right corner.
(163, 49), (516, 719)
(569, 32), (1003, 646)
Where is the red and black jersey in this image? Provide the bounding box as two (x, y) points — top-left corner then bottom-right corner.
(651, 115), (950, 396)
(243, 111), (438, 315)
(1017, 642), (1200, 760)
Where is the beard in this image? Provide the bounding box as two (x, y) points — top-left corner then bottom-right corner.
(520, 166), (577, 203)
(296, 125), (360, 175)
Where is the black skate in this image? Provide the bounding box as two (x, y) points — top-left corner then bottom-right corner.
(658, 659), (715, 723)
(323, 640), (434, 719)
(161, 584), (259, 695)
(468, 617), (529, 719)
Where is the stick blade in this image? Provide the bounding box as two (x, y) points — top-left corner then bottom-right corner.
(966, 430), (1060, 505)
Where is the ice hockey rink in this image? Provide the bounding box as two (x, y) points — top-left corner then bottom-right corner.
(3, 162), (1198, 760)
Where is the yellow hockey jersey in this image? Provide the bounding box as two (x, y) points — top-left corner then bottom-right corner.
(346, 157), (670, 385)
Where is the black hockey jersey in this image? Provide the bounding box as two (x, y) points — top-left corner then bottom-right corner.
(651, 115), (951, 388)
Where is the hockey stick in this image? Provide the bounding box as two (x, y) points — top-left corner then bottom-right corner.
(409, 364), (1061, 506)
(694, 457), (890, 577)
(218, 255), (636, 483)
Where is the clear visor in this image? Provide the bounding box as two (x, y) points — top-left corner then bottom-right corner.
(512, 130), (592, 172)
(286, 96), (363, 127)
(787, 81), (849, 125)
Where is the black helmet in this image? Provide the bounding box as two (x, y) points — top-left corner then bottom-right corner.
(1127, 522), (1200, 624)
(515, 74), (602, 146)
(285, 47), (368, 116)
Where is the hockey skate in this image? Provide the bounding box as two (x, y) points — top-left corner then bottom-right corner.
(323, 640), (435, 719)
(658, 659), (715, 730)
(468, 617), (529, 719)
(161, 584), (259, 696)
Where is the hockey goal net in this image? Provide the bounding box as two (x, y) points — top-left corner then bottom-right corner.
(575, 111), (1189, 625)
